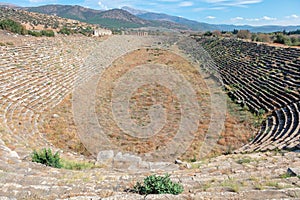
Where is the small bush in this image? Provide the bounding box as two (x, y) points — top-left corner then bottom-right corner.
(254, 183), (264, 190)
(40, 30), (55, 37)
(266, 181), (279, 188)
(237, 30), (251, 39)
(28, 30), (42, 37)
(133, 174), (183, 195)
(0, 19), (27, 35)
(221, 177), (240, 192)
(204, 31), (212, 36)
(236, 157), (252, 164)
(6, 42), (13, 46)
(28, 30), (55, 37)
(274, 33), (292, 45)
(280, 172), (292, 179)
(31, 148), (62, 168)
(290, 36), (300, 46)
(58, 27), (72, 35)
(259, 33), (271, 43)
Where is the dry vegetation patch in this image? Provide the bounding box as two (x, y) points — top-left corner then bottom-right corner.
(94, 48), (210, 160)
(40, 94), (90, 156)
(40, 47), (257, 160)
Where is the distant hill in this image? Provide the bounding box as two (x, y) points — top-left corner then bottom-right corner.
(24, 5), (188, 30)
(0, 2), (19, 8)
(127, 7), (300, 33)
(91, 8), (188, 29)
(136, 12), (217, 31)
(137, 12), (300, 33)
(99, 9), (146, 24)
(25, 5), (102, 21)
(25, 5), (150, 29)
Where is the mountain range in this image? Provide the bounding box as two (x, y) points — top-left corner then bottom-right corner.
(1, 3), (299, 33)
(127, 7), (300, 33)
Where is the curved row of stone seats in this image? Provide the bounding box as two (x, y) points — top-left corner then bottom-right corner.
(0, 35), (161, 156)
(196, 37), (299, 107)
(0, 35), (101, 153)
(182, 36), (299, 152)
(239, 101), (300, 152)
(215, 62), (292, 112)
(176, 37), (222, 81)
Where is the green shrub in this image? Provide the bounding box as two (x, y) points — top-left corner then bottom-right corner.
(221, 177), (240, 192)
(274, 33), (292, 45)
(133, 174), (183, 195)
(40, 30), (55, 37)
(280, 172), (292, 179)
(28, 30), (42, 37)
(236, 157), (252, 164)
(290, 36), (300, 46)
(6, 42), (13, 46)
(204, 31), (212, 36)
(31, 148), (62, 168)
(28, 30), (55, 37)
(232, 29), (238, 34)
(0, 19), (27, 35)
(58, 27), (72, 35)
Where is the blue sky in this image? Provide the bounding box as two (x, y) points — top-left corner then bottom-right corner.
(4, 0), (300, 26)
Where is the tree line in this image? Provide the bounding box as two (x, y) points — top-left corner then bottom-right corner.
(0, 19), (55, 37)
(0, 19), (94, 37)
(203, 29), (300, 46)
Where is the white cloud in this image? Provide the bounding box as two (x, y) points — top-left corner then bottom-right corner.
(193, 6), (226, 11)
(202, 0), (262, 7)
(83, 0), (138, 9)
(178, 1), (194, 7)
(246, 18), (260, 22)
(231, 16), (244, 21)
(227, 13), (299, 26)
(98, 1), (108, 10)
(206, 15), (216, 19)
(286, 14), (299, 19)
(234, 16), (276, 22)
(261, 16), (276, 21)
(234, 0), (262, 5)
(193, 0), (262, 14)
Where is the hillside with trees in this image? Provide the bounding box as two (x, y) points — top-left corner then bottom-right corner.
(0, 7), (99, 36)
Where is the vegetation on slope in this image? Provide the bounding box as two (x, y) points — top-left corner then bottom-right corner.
(0, 7), (98, 36)
(133, 174), (184, 195)
(0, 18), (27, 34)
(32, 148), (62, 168)
(202, 29), (300, 46)
(31, 148), (97, 170)
(0, 18), (55, 36)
